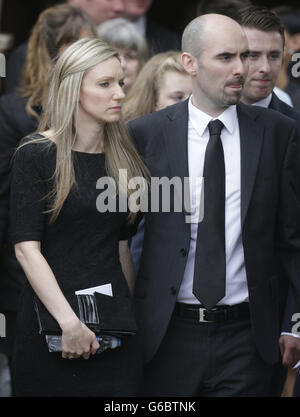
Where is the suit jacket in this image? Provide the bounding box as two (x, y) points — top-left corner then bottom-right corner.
(269, 92), (300, 128)
(268, 93), (300, 335)
(146, 18), (181, 56)
(3, 42), (27, 94)
(128, 99), (300, 365)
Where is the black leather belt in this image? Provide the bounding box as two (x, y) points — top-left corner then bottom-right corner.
(174, 302), (250, 323)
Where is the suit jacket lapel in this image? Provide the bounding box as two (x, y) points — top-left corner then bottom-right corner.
(237, 102), (264, 227)
(269, 92), (280, 111)
(162, 99), (189, 181)
(162, 99), (191, 226)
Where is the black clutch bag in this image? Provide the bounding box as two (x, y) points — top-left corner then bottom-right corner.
(33, 291), (137, 337)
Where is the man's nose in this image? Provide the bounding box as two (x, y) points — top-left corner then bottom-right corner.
(259, 56), (271, 73)
(234, 57), (248, 77)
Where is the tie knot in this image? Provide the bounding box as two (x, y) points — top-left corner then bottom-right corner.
(208, 119), (224, 137)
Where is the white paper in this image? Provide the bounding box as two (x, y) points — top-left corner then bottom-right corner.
(75, 283), (113, 297)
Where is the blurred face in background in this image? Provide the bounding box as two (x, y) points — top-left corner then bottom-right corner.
(241, 28), (283, 104)
(69, 0), (125, 25)
(116, 48), (141, 93)
(123, 0), (153, 20)
(155, 70), (192, 111)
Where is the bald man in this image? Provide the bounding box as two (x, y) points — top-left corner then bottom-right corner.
(128, 14), (300, 396)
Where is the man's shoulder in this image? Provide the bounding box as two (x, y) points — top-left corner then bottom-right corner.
(128, 100), (188, 131)
(238, 101), (298, 129)
(270, 93), (300, 125)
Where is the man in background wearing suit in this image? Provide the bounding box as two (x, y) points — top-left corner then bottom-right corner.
(122, 0), (181, 55)
(128, 14), (300, 396)
(235, 5), (300, 396)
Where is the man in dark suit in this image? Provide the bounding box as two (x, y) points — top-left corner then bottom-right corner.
(122, 0), (181, 55)
(235, 5), (300, 396)
(128, 13), (300, 396)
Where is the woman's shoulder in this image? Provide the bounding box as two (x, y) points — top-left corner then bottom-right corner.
(17, 133), (56, 162)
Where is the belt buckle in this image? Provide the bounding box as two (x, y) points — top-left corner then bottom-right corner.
(199, 307), (214, 323)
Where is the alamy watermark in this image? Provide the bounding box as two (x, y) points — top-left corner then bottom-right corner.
(291, 53), (300, 78)
(0, 53), (5, 78)
(95, 170), (204, 224)
(0, 313), (6, 338)
(292, 313), (300, 337)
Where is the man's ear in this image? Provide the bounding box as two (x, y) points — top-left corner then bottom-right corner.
(181, 52), (198, 76)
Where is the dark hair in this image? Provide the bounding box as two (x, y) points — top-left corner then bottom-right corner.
(272, 6), (300, 36)
(234, 6), (285, 48)
(196, 0), (252, 19)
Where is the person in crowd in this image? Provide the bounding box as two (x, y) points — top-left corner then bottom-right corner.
(3, 0), (124, 93)
(98, 17), (148, 94)
(272, 6), (300, 106)
(123, 51), (192, 123)
(234, 5), (300, 397)
(122, 0), (181, 55)
(9, 37), (148, 397)
(69, 0), (125, 25)
(128, 13), (300, 396)
(122, 51), (192, 270)
(0, 3), (96, 394)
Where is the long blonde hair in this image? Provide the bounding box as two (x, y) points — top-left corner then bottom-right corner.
(20, 4), (97, 119)
(21, 38), (148, 223)
(122, 51), (186, 123)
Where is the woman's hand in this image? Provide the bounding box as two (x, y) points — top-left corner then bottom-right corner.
(61, 317), (100, 360)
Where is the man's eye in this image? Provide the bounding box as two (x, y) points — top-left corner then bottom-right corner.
(173, 95), (184, 101)
(270, 54), (281, 60)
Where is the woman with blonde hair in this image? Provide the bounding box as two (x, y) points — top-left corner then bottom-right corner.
(122, 51), (192, 123)
(9, 37), (148, 397)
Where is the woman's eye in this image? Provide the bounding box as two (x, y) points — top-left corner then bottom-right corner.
(119, 81), (125, 87)
(99, 82), (109, 87)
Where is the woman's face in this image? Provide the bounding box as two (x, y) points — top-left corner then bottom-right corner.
(116, 47), (141, 93)
(78, 56), (125, 124)
(155, 70), (192, 111)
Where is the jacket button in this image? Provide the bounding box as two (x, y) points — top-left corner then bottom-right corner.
(170, 286), (177, 295)
(180, 248), (187, 257)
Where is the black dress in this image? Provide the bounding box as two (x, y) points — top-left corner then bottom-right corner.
(10, 135), (142, 397)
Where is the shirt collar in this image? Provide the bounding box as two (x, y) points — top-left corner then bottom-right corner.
(188, 95), (237, 137)
(251, 93), (272, 108)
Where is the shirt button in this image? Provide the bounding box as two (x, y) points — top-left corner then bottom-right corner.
(170, 286), (177, 295)
(180, 248), (187, 257)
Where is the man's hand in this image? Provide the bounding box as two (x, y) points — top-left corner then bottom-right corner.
(279, 335), (300, 367)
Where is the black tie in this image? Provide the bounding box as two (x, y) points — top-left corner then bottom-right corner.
(192, 119), (226, 309)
